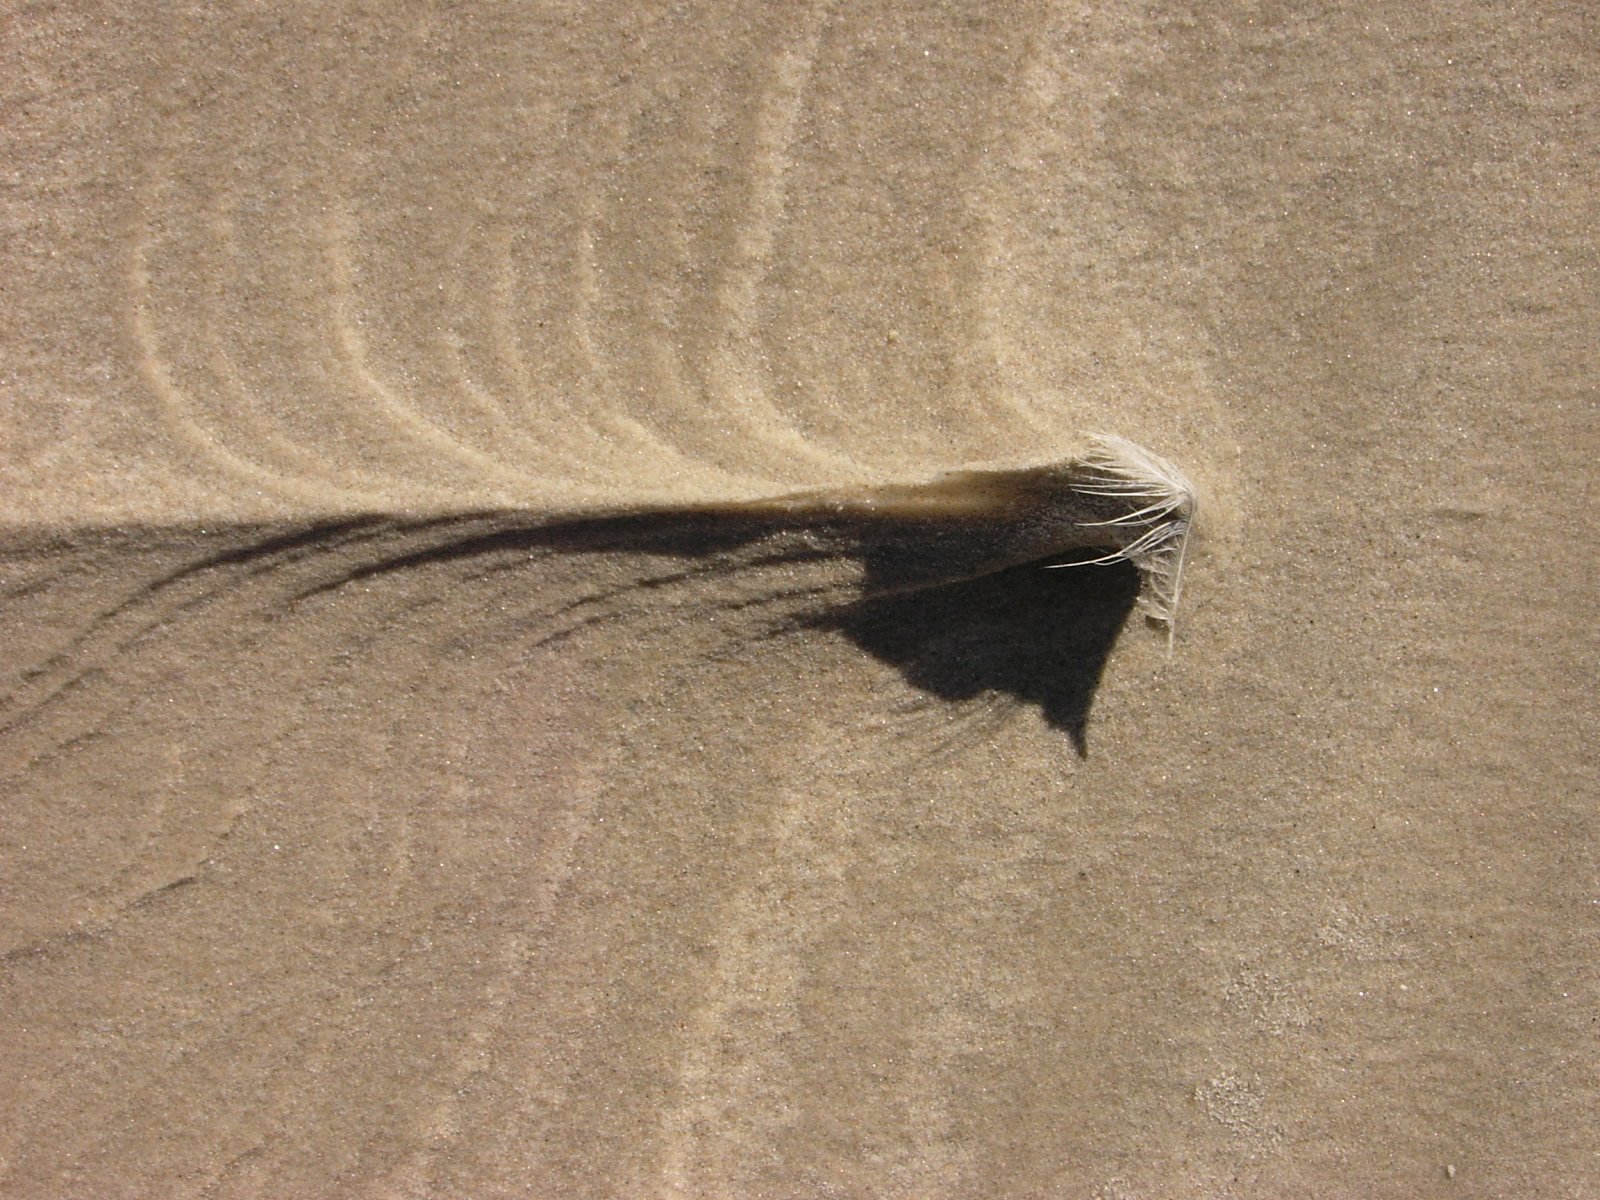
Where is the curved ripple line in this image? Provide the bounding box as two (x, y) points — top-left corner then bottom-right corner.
(703, 1), (870, 480)
(322, 206), (539, 496)
(200, 185), (465, 507)
(126, 174), (378, 511)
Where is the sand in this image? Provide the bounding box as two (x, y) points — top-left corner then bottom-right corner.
(2, 2), (1596, 1195)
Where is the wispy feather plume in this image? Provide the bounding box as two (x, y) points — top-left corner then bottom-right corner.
(1048, 435), (1197, 640)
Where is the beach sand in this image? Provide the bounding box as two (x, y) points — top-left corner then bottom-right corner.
(2, 3), (1596, 1195)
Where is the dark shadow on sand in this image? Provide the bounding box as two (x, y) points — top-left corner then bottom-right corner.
(294, 509), (1143, 753)
(26, 505), (1142, 753)
(828, 546), (1140, 756)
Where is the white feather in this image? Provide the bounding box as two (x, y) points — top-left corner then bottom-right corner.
(1046, 435), (1197, 640)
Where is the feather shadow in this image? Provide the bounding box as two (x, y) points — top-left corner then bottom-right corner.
(277, 507), (1144, 752)
(827, 545), (1140, 756)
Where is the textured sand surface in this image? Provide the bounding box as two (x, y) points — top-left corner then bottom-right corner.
(2, 2), (1597, 1196)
